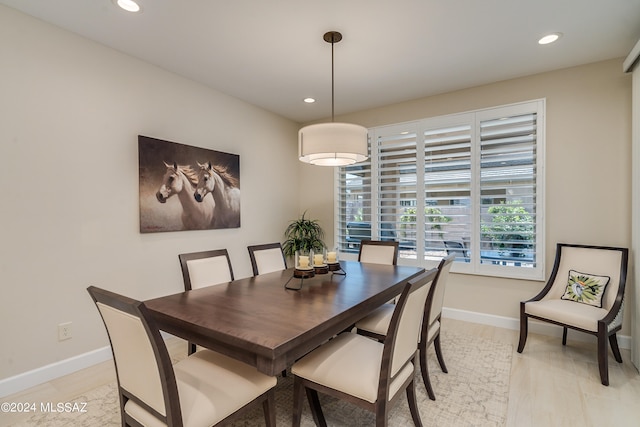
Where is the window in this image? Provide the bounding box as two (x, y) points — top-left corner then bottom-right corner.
(336, 100), (544, 280)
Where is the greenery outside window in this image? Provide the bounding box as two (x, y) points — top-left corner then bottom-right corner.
(335, 100), (545, 280)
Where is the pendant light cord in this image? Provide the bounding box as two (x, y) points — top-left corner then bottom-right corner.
(331, 35), (335, 122)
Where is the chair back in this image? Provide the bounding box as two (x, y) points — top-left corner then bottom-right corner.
(179, 249), (234, 290)
(384, 269), (438, 377)
(248, 243), (287, 276)
(87, 286), (180, 425)
(427, 254), (456, 326)
(545, 244), (628, 311)
(358, 240), (399, 265)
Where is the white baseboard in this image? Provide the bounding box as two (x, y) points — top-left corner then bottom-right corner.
(442, 307), (632, 350)
(1, 311), (632, 399)
(0, 346), (112, 399)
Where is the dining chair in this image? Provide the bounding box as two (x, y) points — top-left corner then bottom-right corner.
(355, 254), (455, 400)
(178, 249), (234, 354)
(358, 239), (399, 265)
(178, 249), (234, 291)
(517, 243), (628, 386)
(291, 268), (438, 427)
(87, 286), (277, 427)
(247, 242), (287, 276)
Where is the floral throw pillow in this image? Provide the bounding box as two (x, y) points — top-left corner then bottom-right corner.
(560, 270), (610, 308)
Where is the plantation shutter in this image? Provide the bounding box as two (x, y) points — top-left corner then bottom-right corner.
(377, 124), (419, 258)
(335, 99), (544, 280)
(423, 119), (473, 262)
(478, 110), (538, 267)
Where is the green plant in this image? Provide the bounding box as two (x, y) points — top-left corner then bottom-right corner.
(283, 211), (326, 257)
(481, 200), (533, 250)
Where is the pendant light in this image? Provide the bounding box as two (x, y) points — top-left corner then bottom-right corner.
(298, 31), (368, 166)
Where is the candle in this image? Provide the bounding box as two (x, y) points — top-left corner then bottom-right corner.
(298, 256), (309, 268)
(314, 254), (324, 266)
(327, 251), (337, 263)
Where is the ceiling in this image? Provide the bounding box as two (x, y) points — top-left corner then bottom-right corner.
(3, 0), (640, 123)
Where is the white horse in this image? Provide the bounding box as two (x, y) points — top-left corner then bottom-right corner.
(194, 161), (240, 228)
(156, 162), (215, 229)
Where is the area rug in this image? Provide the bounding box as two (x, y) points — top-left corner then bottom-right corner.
(9, 332), (511, 426)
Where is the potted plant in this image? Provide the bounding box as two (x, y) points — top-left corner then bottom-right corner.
(283, 211), (326, 258)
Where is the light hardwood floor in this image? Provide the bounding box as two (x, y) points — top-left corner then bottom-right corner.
(1, 318), (639, 426)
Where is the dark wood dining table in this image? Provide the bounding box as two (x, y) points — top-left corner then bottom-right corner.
(144, 260), (425, 376)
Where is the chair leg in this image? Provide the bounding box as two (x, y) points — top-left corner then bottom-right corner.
(434, 334), (448, 373)
(562, 327), (568, 346)
(419, 344), (436, 401)
(188, 342), (196, 355)
(292, 377), (305, 427)
(517, 312), (528, 353)
(597, 332), (609, 386)
(406, 379), (424, 427)
(375, 403), (389, 427)
(609, 334), (623, 363)
(263, 390), (276, 427)
(306, 387), (327, 427)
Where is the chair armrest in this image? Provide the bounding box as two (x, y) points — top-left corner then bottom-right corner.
(599, 294), (625, 330)
(522, 244), (564, 304)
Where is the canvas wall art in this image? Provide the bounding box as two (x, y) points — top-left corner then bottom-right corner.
(138, 135), (240, 233)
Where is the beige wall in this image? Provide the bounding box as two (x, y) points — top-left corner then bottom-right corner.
(0, 6), (301, 379)
(300, 59), (633, 331)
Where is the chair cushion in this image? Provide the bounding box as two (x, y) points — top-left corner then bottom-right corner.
(125, 350), (276, 427)
(355, 303), (394, 335)
(560, 270), (610, 308)
(360, 245), (396, 265)
(525, 299), (608, 332)
(97, 303), (166, 416)
(291, 333), (414, 404)
(254, 248), (286, 275)
(187, 256), (232, 289)
(356, 307), (441, 344)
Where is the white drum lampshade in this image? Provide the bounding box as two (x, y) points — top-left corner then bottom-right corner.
(299, 122), (368, 166)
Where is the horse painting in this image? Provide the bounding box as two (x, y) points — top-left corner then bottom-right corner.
(194, 161), (240, 228)
(156, 162), (215, 229)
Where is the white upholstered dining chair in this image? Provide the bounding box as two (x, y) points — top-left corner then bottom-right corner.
(358, 239), (399, 265)
(178, 248), (234, 354)
(518, 243), (628, 386)
(87, 286), (277, 427)
(247, 242), (287, 276)
(291, 268), (438, 427)
(178, 249), (234, 291)
(355, 254), (455, 400)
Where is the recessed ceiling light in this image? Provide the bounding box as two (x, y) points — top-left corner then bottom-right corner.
(538, 33), (562, 45)
(115, 0), (141, 13)
(304, 98), (316, 103)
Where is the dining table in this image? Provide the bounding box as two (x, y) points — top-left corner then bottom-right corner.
(144, 260), (425, 376)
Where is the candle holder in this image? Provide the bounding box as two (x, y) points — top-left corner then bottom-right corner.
(313, 248), (329, 274)
(326, 248), (345, 275)
(294, 249), (314, 277)
(286, 249), (315, 290)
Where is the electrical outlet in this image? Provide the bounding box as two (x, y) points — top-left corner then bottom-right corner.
(58, 322), (72, 341)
